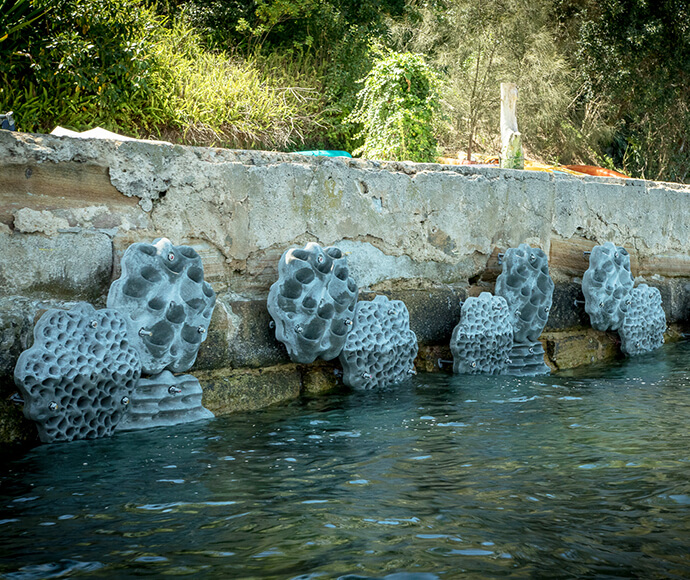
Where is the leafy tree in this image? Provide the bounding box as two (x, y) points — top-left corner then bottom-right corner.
(392, 0), (576, 163)
(562, 0), (690, 181)
(346, 49), (442, 161)
(180, 0), (405, 53)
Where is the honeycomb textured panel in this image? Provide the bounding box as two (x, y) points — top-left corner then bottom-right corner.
(450, 292), (513, 374)
(13, 303), (141, 443)
(268, 242), (359, 364)
(339, 295), (418, 390)
(116, 370), (213, 431)
(619, 284), (666, 356)
(505, 341), (551, 376)
(495, 243), (554, 343)
(582, 242), (634, 331)
(107, 238), (216, 375)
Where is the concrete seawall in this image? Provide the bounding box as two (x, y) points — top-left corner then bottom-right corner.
(1, 131), (689, 444)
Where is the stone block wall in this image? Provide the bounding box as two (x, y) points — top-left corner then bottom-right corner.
(1, 131), (689, 444)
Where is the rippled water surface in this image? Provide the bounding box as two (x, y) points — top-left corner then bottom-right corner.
(1, 341), (690, 579)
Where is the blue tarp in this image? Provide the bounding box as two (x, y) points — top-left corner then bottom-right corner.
(293, 150), (352, 157)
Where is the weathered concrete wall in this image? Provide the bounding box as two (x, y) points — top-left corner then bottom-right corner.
(1, 131), (689, 444)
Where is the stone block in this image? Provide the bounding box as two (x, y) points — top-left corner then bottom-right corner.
(644, 278), (690, 325)
(544, 282), (590, 330)
(0, 147), (142, 227)
(301, 365), (340, 395)
(542, 330), (620, 370)
(639, 254), (690, 278)
(0, 301), (36, 394)
(416, 345), (453, 373)
(197, 365), (302, 414)
(13, 208), (70, 235)
(0, 232), (113, 300)
(193, 297), (291, 371)
(0, 398), (37, 445)
(548, 236), (597, 280)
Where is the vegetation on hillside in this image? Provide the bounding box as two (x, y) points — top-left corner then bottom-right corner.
(1, 0), (688, 182)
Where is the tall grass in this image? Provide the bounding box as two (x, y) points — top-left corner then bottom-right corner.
(146, 20), (327, 149)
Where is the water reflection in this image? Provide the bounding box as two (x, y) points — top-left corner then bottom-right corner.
(1, 342), (689, 578)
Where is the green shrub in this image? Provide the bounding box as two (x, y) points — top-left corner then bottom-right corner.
(1, 0), (162, 134)
(0, 0), (326, 150)
(177, 0), (408, 151)
(346, 50), (442, 162)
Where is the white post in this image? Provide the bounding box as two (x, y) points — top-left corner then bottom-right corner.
(500, 83), (524, 169)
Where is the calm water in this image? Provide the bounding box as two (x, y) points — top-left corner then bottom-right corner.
(1, 342), (689, 579)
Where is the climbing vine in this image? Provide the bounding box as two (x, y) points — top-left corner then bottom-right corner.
(346, 50), (441, 162)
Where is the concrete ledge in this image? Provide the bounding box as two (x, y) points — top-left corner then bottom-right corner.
(0, 131), (688, 446)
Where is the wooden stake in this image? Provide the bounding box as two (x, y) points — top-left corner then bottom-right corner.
(500, 83), (524, 169)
